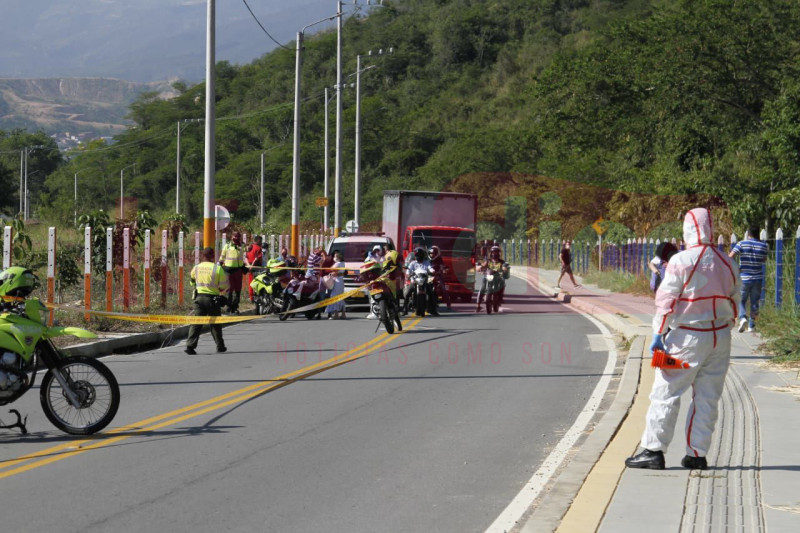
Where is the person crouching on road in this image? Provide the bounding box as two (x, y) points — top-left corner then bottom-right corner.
(625, 208), (741, 471)
(186, 247), (229, 355)
(220, 231), (245, 314)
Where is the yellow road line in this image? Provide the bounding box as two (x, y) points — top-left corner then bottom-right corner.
(0, 317), (421, 479)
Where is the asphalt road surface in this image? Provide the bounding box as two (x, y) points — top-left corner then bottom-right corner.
(0, 275), (614, 533)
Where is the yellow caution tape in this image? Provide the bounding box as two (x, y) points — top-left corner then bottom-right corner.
(85, 310), (264, 325)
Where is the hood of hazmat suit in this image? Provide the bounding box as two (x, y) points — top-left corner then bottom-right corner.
(653, 208), (742, 334)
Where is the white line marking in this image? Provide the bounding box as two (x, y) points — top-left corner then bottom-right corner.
(485, 275), (618, 533)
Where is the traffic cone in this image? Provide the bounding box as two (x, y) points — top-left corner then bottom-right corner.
(651, 348), (690, 369)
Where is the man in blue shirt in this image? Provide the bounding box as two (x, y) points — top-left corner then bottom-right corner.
(729, 226), (768, 332)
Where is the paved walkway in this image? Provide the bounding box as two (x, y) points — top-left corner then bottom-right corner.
(514, 267), (800, 533)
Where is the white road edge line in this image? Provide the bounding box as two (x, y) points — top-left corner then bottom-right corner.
(485, 273), (618, 533)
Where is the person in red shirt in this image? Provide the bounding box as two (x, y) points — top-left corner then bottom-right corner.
(245, 235), (264, 301)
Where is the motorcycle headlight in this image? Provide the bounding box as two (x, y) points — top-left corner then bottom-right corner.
(486, 274), (494, 282)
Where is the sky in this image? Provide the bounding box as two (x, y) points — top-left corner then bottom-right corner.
(0, 0), (341, 82)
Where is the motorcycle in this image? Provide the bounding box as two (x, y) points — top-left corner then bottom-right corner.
(0, 290), (120, 435)
(280, 270), (323, 321)
(250, 258), (291, 315)
(368, 278), (403, 334)
(407, 264), (437, 318)
(484, 262), (509, 315)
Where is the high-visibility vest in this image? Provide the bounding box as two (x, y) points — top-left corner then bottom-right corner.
(221, 243), (244, 268)
(191, 262), (229, 295)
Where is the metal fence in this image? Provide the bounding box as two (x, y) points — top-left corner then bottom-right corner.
(486, 228), (800, 309)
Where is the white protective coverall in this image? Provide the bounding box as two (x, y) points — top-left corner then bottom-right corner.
(643, 208), (742, 458)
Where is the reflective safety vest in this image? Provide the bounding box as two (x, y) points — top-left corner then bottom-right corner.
(191, 261), (229, 295)
(221, 243), (244, 268)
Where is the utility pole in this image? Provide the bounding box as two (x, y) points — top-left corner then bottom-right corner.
(203, 0), (216, 248)
(334, 0), (343, 237)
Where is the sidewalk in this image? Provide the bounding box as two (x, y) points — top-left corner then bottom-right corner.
(516, 267), (800, 533)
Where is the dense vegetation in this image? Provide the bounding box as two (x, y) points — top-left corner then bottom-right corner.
(2, 0), (800, 241)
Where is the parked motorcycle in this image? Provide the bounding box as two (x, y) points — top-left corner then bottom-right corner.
(280, 268), (323, 321)
(484, 262), (509, 315)
(0, 267), (120, 435)
(250, 258), (291, 315)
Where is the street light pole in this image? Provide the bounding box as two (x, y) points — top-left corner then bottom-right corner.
(260, 151), (265, 227)
(291, 30), (303, 257)
(334, 0), (343, 237)
(355, 54), (363, 228)
(120, 163), (136, 219)
(74, 169), (89, 225)
(203, 0), (216, 249)
(324, 87), (332, 232)
(354, 48), (391, 228)
(176, 120), (181, 214)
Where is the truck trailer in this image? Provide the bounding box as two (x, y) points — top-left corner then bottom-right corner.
(382, 190), (478, 302)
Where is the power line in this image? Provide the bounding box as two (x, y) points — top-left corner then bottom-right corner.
(241, 0), (291, 51)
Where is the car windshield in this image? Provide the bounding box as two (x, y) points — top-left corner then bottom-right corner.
(410, 229), (475, 257)
(328, 241), (388, 263)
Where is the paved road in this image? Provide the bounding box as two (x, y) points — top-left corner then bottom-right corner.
(0, 276), (614, 532)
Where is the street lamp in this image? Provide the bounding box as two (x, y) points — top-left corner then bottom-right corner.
(354, 47), (392, 227)
(291, 12), (339, 257)
(120, 163), (136, 219)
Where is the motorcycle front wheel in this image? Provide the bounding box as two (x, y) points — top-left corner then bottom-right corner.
(486, 293), (493, 315)
(379, 299), (395, 334)
(416, 291), (427, 317)
(40, 356), (120, 435)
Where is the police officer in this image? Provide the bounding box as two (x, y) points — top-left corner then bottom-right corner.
(220, 232), (245, 314)
(185, 247), (229, 354)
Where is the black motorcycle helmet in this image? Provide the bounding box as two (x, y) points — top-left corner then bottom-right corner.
(414, 247), (427, 262)
(490, 245), (501, 260)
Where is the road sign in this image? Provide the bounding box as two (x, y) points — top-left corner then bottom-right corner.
(215, 205), (230, 231)
(345, 219), (359, 233)
(315, 197), (329, 208)
(592, 217), (607, 235)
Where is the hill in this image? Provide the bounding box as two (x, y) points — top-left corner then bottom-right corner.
(0, 77), (179, 146)
(4, 0), (800, 239)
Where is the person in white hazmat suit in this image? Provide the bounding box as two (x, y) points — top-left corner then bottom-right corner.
(625, 208), (741, 470)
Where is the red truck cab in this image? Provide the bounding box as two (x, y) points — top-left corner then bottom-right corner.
(402, 225), (476, 302)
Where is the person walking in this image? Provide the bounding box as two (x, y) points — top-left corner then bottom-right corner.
(648, 242), (679, 292)
(728, 226), (768, 332)
(324, 251), (347, 319)
(219, 232), (245, 314)
(245, 235), (264, 302)
(185, 247), (229, 354)
(556, 242), (581, 289)
(625, 208), (741, 470)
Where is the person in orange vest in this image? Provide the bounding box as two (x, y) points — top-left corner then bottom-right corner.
(185, 247), (229, 354)
(245, 235), (264, 302)
(219, 232), (245, 314)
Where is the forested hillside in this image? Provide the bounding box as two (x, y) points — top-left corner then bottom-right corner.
(2, 0), (799, 240)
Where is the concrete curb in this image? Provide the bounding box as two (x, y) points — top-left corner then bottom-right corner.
(520, 336), (645, 533)
(510, 267), (648, 532)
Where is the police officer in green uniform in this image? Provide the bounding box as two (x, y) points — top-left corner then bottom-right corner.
(185, 247), (229, 354)
(220, 232), (245, 314)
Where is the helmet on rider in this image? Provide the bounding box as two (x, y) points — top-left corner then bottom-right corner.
(0, 266), (39, 298)
(430, 246), (440, 260)
(414, 247), (427, 262)
(490, 245), (501, 261)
